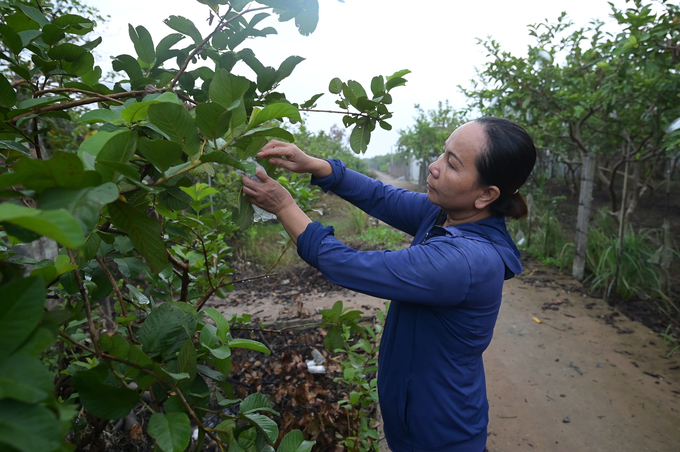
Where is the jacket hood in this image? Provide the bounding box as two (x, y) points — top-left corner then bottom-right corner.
(452, 215), (522, 280)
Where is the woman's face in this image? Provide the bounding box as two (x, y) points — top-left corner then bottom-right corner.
(426, 122), (498, 224)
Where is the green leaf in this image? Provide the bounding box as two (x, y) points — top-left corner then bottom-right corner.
(18, 29), (40, 47)
(200, 150), (248, 172)
(0, 349), (52, 403)
(17, 4), (50, 27)
(121, 102), (156, 123)
(112, 54), (144, 82)
(95, 130), (139, 182)
(0, 140), (30, 155)
(114, 257), (144, 279)
(137, 303), (195, 358)
(277, 430), (315, 452)
(137, 138), (184, 173)
(155, 33), (185, 66)
(276, 55), (305, 84)
(248, 103), (301, 129)
(52, 14), (94, 35)
(0, 74), (17, 108)
(0, 399), (61, 452)
(299, 93), (323, 109)
(347, 80), (367, 99)
(329, 77), (343, 94)
(78, 130), (128, 159)
(242, 127), (295, 142)
(39, 183), (119, 234)
(176, 336), (197, 381)
(71, 368), (140, 419)
(228, 338), (270, 355)
(203, 308), (230, 343)
(243, 413), (278, 444)
(240, 393), (274, 414)
(148, 103), (202, 157)
(370, 75), (385, 96)
(78, 108), (122, 124)
(195, 103), (232, 140)
(148, 412), (191, 452)
(0, 23), (24, 54)
(293, 0), (319, 36)
(233, 190), (254, 231)
(196, 364), (226, 381)
(47, 42), (86, 61)
(129, 24), (156, 66)
(0, 151), (100, 195)
(210, 69), (251, 110)
(163, 15), (203, 45)
(158, 186), (192, 210)
(107, 200), (168, 273)
(200, 323), (220, 349)
(350, 120), (371, 153)
(0, 204), (85, 248)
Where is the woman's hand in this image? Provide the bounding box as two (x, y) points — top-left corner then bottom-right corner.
(241, 168), (295, 215)
(257, 140), (332, 178)
(240, 167), (312, 244)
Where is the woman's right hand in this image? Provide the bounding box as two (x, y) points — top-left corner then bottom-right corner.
(257, 140), (332, 178)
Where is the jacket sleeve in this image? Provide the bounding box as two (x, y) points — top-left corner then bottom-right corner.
(312, 159), (435, 237)
(298, 222), (471, 306)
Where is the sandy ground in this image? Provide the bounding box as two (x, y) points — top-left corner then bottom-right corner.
(211, 172), (680, 452)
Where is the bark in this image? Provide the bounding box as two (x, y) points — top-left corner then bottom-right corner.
(418, 157), (429, 192)
(572, 152), (596, 281)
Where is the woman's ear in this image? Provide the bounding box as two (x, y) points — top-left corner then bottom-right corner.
(475, 186), (500, 210)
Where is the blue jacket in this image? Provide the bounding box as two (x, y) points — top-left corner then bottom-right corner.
(297, 160), (522, 452)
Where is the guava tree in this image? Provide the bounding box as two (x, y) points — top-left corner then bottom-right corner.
(462, 0), (679, 281)
(0, 0), (408, 450)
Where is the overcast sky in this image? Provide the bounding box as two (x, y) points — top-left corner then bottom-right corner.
(89, 0), (628, 157)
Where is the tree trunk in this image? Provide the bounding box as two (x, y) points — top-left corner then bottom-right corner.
(418, 157), (429, 191)
(572, 152), (596, 281)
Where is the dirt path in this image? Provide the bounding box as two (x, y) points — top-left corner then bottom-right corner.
(212, 172), (680, 451)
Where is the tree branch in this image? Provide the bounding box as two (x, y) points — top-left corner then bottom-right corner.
(33, 87), (126, 105)
(9, 90), (148, 124)
(67, 249), (101, 357)
(300, 108), (373, 120)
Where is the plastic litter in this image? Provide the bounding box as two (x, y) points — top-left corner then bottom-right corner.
(306, 348), (326, 373)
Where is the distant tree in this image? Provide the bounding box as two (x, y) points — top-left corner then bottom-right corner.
(396, 101), (467, 190)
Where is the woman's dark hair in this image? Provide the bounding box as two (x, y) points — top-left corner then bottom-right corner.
(474, 116), (536, 220)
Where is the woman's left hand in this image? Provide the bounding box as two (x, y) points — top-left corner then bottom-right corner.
(241, 168), (295, 215)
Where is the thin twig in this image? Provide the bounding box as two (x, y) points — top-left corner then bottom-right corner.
(33, 87), (126, 105)
(300, 108), (373, 120)
(67, 249), (101, 357)
(266, 239), (293, 275)
(187, 226), (215, 291)
(94, 255), (136, 341)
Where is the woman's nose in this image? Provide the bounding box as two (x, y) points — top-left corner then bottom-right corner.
(429, 160), (439, 178)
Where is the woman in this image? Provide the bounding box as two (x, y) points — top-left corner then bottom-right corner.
(242, 117), (536, 452)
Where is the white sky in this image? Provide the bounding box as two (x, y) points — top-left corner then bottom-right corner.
(88, 0), (628, 157)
